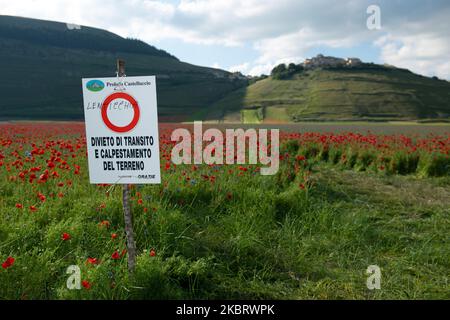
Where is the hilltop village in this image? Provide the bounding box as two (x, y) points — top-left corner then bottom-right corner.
(303, 54), (362, 69)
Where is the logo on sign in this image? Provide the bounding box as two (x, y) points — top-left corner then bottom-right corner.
(86, 80), (105, 92)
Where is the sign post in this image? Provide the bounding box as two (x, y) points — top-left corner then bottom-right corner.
(82, 59), (161, 273)
(118, 59), (136, 273)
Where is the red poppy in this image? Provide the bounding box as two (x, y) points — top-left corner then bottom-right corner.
(38, 173), (48, 183)
(111, 251), (120, 260)
(81, 280), (91, 290)
(15, 203), (23, 209)
(86, 257), (99, 265)
(99, 220), (110, 228)
(111, 233), (118, 240)
(2, 256), (15, 269)
(29, 205), (37, 212)
(38, 192), (46, 202)
(150, 249), (156, 257)
(61, 233), (71, 241)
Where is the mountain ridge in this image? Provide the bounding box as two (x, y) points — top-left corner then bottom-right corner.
(0, 15), (247, 121)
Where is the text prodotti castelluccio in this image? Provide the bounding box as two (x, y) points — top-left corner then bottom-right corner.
(91, 136), (155, 172)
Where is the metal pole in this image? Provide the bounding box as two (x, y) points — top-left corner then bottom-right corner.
(117, 59), (137, 273)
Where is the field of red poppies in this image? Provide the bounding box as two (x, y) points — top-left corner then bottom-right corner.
(0, 122), (449, 299)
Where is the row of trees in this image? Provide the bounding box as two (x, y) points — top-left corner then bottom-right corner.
(271, 63), (304, 80)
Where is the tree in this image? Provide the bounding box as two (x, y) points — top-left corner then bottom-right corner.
(271, 63), (303, 80)
(271, 64), (287, 76)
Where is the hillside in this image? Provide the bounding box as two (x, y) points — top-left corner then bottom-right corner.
(211, 64), (450, 123)
(0, 15), (247, 121)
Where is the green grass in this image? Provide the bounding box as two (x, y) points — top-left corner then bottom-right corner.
(1, 141), (448, 299)
(241, 109), (263, 123)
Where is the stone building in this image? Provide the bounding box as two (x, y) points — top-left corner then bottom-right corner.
(303, 54), (363, 69)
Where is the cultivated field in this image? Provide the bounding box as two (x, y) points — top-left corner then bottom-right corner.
(0, 122), (449, 299)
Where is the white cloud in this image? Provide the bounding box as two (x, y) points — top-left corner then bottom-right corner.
(373, 6), (450, 79)
(1, 0), (450, 78)
(245, 27), (359, 76)
(229, 62), (250, 73)
(376, 34), (450, 78)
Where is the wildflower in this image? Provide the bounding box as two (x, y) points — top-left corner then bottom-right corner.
(29, 205), (37, 212)
(99, 220), (110, 228)
(38, 192), (46, 202)
(29, 173), (36, 183)
(61, 233), (71, 241)
(15, 203), (23, 209)
(111, 233), (118, 240)
(38, 173), (48, 183)
(2, 256), (15, 269)
(111, 251), (120, 260)
(86, 257), (99, 265)
(150, 249), (156, 257)
(81, 280), (91, 290)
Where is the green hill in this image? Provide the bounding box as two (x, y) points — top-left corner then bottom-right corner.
(0, 15), (247, 121)
(211, 64), (450, 123)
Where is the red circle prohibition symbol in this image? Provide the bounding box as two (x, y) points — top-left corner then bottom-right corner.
(101, 92), (140, 133)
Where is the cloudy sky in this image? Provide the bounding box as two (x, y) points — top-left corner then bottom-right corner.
(1, 0), (450, 78)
